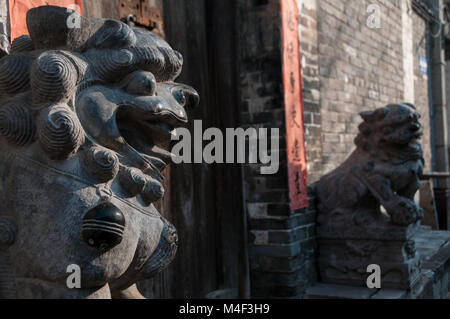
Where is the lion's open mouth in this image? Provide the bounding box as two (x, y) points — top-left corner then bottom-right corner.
(394, 125), (423, 147)
(407, 129), (423, 145)
(404, 138), (420, 150)
(116, 109), (180, 171)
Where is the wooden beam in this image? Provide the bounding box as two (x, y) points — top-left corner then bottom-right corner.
(421, 172), (450, 179)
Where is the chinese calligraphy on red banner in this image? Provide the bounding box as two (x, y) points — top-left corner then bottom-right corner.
(281, 0), (309, 210)
(9, 0), (82, 41)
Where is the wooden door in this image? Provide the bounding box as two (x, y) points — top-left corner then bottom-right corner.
(138, 0), (246, 299)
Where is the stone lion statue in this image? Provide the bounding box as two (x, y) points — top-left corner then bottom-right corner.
(316, 103), (424, 228)
(315, 103), (425, 289)
(0, 6), (198, 298)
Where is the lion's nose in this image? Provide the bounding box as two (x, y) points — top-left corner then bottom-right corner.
(173, 86), (199, 110)
(409, 123), (421, 132)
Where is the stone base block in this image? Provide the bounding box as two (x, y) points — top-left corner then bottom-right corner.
(309, 229), (450, 299)
(317, 223), (422, 290)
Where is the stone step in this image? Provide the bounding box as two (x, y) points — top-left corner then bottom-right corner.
(304, 283), (407, 299)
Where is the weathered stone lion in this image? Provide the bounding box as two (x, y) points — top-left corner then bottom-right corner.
(316, 103), (424, 228)
(315, 103), (425, 289)
(0, 6), (198, 298)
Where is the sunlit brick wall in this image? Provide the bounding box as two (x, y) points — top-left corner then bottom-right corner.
(302, 0), (431, 176)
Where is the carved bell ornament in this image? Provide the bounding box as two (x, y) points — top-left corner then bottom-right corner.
(82, 202), (126, 252)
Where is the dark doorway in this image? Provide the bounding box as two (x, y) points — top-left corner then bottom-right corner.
(139, 0), (247, 298)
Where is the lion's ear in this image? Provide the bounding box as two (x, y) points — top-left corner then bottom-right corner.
(360, 111), (375, 123)
(360, 108), (389, 123)
(87, 20), (136, 49)
(374, 108), (389, 120)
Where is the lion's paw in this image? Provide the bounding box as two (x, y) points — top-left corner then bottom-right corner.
(387, 198), (423, 226)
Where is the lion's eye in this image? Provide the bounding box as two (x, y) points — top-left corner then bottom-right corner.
(173, 90), (186, 106)
(122, 71), (156, 96)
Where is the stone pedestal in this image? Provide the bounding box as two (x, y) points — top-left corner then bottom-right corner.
(317, 223), (422, 290)
(307, 229), (450, 299)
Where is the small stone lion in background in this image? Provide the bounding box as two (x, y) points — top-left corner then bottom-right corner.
(316, 103), (424, 228)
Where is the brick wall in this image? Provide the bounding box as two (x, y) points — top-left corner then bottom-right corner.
(300, 0), (432, 177)
(299, 0), (323, 184)
(236, 0), (317, 298)
(446, 64), (450, 162)
(412, 9), (432, 170)
(446, 55), (450, 164)
(447, 2), (450, 156)
(318, 0), (404, 173)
